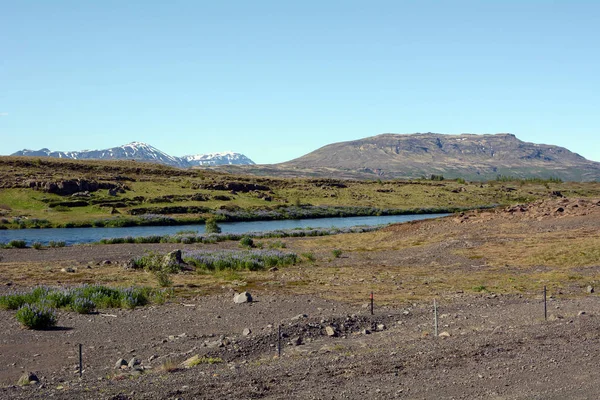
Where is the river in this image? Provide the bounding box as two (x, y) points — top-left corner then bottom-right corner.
(0, 214), (449, 246)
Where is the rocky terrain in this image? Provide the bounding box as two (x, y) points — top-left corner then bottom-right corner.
(1, 197), (600, 399)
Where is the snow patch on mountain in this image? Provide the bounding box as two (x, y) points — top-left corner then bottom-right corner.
(11, 142), (255, 168)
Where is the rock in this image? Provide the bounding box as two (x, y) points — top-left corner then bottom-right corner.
(269, 267), (279, 272)
(242, 328), (251, 336)
(291, 314), (308, 321)
(578, 311), (587, 316)
(60, 267), (76, 273)
(377, 324), (386, 331)
(205, 339), (223, 348)
(587, 285), (594, 294)
(162, 250), (184, 271)
(291, 336), (303, 346)
(438, 331), (451, 338)
(128, 358), (140, 368)
(114, 359), (127, 369)
(233, 292), (253, 304)
(102, 260), (111, 265)
(17, 372), (39, 386)
(362, 329), (371, 335)
(123, 259), (137, 270)
(325, 326), (336, 337)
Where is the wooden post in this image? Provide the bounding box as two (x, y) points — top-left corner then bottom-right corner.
(370, 292), (374, 315)
(544, 286), (547, 321)
(433, 299), (438, 338)
(78, 344), (83, 377)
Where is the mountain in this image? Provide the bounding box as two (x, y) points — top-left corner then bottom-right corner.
(11, 142), (255, 168)
(183, 151), (255, 166)
(275, 133), (600, 181)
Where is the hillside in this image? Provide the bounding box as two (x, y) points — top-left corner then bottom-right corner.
(274, 133), (600, 181)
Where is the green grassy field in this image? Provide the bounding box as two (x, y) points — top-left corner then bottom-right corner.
(2, 156), (600, 229)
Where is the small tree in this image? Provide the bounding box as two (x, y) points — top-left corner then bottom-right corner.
(205, 217), (222, 234)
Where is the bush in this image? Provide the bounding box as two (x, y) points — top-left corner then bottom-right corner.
(16, 304), (57, 329)
(71, 297), (95, 314)
(239, 236), (254, 248)
(153, 270), (173, 288)
(301, 252), (316, 262)
(205, 218), (222, 234)
(32, 242), (43, 250)
(48, 241), (66, 248)
(8, 240), (27, 248)
(332, 249), (343, 258)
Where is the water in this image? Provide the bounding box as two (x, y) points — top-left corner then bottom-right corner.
(0, 214), (448, 246)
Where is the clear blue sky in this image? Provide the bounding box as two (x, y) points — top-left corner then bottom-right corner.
(1, 1), (599, 163)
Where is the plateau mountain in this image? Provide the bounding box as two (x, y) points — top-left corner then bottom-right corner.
(276, 133), (600, 181)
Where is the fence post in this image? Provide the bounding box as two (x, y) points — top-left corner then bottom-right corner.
(370, 292), (374, 315)
(433, 299), (438, 338)
(79, 344), (83, 377)
(544, 286), (547, 321)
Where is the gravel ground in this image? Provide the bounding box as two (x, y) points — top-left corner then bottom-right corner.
(1, 197), (600, 399)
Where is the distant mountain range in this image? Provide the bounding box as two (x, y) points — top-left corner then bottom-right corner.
(11, 142), (255, 168)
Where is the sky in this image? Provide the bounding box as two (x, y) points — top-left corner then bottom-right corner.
(1, 1), (599, 164)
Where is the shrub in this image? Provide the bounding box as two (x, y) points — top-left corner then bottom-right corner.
(205, 218), (222, 234)
(239, 236), (254, 248)
(48, 241), (66, 248)
(32, 242), (43, 250)
(153, 270), (173, 288)
(8, 240), (27, 249)
(16, 304), (57, 329)
(269, 240), (286, 249)
(71, 297), (95, 314)
(301, 252), (316, 262)
(332, 249), (343, 258)
(184, 250), (297, 272)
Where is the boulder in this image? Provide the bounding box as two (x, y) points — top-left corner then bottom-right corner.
(128, 358), (140, 369)
(17, 372), (39, 386)
(162, 250), (184, 271)
(114, 358), (127, 369)
(233, 292), (253, 304)
(325, 326), (336, 337)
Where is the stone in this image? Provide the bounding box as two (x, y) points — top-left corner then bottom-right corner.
(325, 326), (336, 337)
(269, 267), (278, 272)
(291, 314), (308, 321)
(17, 372), (39, 386)
(291, 336), (303, 346)
(578, 311), (587, 316)
(362, 329), (371, 335)
(128, 358), (140, 369)
(60, 267), (76, 273)
(587, 285), (594, 294)
(233, 292), (253, 304)
(377, 324), (386, 331)
(242, 328), (251, 336)
(102, 260), (111, 265)
(438, 331), (451, 338)
(162, 250), (184, 270)
(114, 359), (127, 369)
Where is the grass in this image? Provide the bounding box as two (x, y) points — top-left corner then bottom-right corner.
(3, 156), (599, 229)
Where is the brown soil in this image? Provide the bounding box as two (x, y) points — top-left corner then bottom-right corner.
(1, 197), (600, 399)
